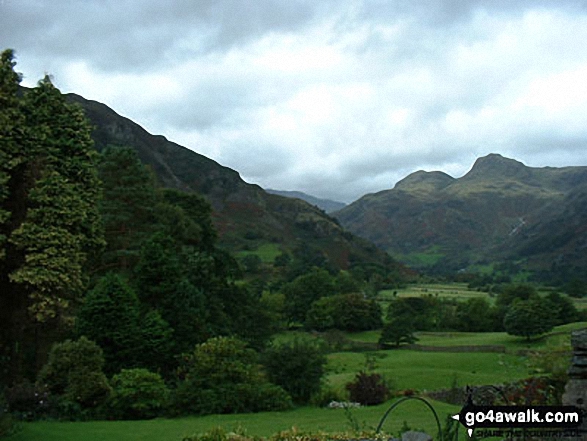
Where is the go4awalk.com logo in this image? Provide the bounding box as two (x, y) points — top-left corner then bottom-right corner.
(452, 404), (584, 438)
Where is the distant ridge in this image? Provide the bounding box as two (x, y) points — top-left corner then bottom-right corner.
(265, 189), (346, 213)
(334, 154), (587, 279)
(61, 91), (398, 272)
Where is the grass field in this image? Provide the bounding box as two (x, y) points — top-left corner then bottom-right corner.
(9, 398), (461, 441)
(8, 292), (585, 441)
(326, 350), (528, 392)
(343, 322), (586, 349)
(236, 243), (282, 263)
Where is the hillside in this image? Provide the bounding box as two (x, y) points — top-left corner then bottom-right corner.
(334, 154), (587, 278)
(265, 189), (346, 213)
(64, 92), (394, 272)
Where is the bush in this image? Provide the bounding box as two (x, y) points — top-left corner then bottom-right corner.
(108, 369), (169, 419)
(345, 372), (390, 406)
(172, 337), (292, 415)
(261, 336), (327, 404)
(0, 392), (16, 436)
(37, 337), (111, 410)
(4, 380), (50, 421)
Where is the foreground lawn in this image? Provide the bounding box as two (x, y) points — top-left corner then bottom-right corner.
(10, 399), (460, 441)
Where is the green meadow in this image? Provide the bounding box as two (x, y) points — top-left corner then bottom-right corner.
(12, 323), (586, 441)
(10, 399), (461, 441)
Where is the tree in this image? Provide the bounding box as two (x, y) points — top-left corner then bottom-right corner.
(455, 298), (496, 332)
(37, 337), (111, 409)
(173, 337), (291, 415)
(379, 316), (418, 348)
(0, 53), (103, 382)
(305, 293), (382, 332)
(544, 292), (579, 326)
(77, 273), (174, 375)
(282, 268), (335, 324)
(503, 298), (553, 341)
(97, 146), (158, 273)
(261, 336), (327, 404)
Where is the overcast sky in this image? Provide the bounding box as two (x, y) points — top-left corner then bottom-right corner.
(3, 0), (587, 203)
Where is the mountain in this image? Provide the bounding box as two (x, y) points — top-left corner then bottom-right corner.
(265, 189), (346, 213)
(334, 154), (587, 278)
(64, 92), (395, 272)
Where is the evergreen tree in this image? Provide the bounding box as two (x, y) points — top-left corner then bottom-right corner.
(77, 273), (174, 375)
(0, 52), (102, 382)
(97, 146), (158, 272)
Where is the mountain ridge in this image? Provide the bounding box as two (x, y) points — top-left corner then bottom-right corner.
(63, 92), (397, 273)
(265, 189), (346, 213)
(334, 154), (587, 279)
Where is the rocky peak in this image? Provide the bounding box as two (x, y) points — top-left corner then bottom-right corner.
(394, 170), (455, 192)
(463, 153), (530, 181)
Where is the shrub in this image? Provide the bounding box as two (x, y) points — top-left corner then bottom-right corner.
(37, 337), (111, 410)
(261, 336), (327, 404)
(172, 337), (292, 415)
(0, 393), (16, 437)
(345, 372), (390, 406)
(4, 380), (50, 420)
(108, 368), (170, 419)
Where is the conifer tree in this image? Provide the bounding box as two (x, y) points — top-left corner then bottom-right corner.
(0, 50), (102, 382)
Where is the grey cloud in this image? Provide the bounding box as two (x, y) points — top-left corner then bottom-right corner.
(1, 0), (323, 72)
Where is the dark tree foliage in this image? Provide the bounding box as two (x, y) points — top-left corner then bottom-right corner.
(173, 337), (292, 415)
(0, 51), (103, 383)
(504, 297), (554, 341)
(97, 146), (158, 273)
(77, 273), (174, 375)
(544, 292), (579, 326)
(282, 268), (336, 324)
(36, 337), (111, 409)
(455, 298), (496, 332)
(386, 297), (436, 331)
(261, 336), (327, 404)
(305, 293), (382, 332)
(379, 316), (418, 348)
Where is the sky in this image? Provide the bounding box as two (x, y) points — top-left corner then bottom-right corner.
(2, 1), (587, 203)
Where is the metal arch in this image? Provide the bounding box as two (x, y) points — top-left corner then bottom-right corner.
(375, 396), (443, 440)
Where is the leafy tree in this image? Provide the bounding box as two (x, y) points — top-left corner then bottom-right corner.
(455, 298), (496, 332)
(563, 278), (586, 298)
(503, 297), (553, 341)
(261, 336), (327, 404)
(173, 337), (292, 415)
(37, 337), (111, 409)
(495, 284), (539, 331)
(543, 292), (579, 326)
(305, 293), (382, 332)
(282, 268), (335, 323)
(386, 297), (433, 331)
(379, 316), (418, 348)
(0, 52), (103, 382)
(160, 189), (217, 252)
